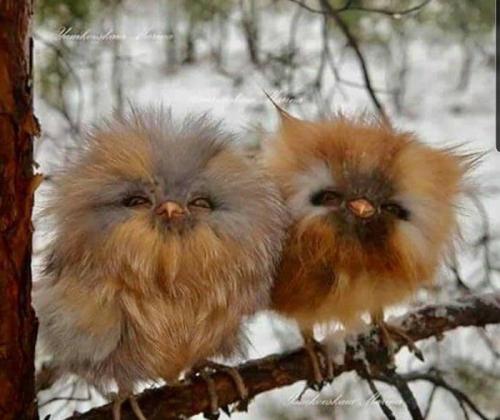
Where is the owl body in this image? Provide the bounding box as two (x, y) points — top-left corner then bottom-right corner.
(263, 113), (470, 331)
(35, 109), (287, 392)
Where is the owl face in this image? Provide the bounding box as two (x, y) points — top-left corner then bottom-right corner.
(44, 109), (287, 298)
(263, 113), (471, 286)
(53, 114), (249, 237)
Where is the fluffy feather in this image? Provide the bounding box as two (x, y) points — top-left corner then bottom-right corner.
(262, 111), (474, 331)
(34, 107), (288, 393)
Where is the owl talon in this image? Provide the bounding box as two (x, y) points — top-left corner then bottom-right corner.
(197, 361), (250, 413)
(386, 324), (424, 361)
(197, 369), (220, 419)
(323, 345), (334, 383)
(193, 361), (249, 418)
(203, 412), (220, 420)
(303, 335), (333, 388)
(129, 395), (147, 420)
(377, 320), (424, 362)
(304, 343), (323, 386)
(235, 399), (249, 412)
(307, 380), (324, 391)
(110, 392), (147, 420)
(111, 394), (123, 420)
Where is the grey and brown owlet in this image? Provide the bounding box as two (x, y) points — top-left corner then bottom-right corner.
(34, 107), (288, 417)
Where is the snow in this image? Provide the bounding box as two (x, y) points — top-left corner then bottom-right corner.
(34, 2), (498, 419)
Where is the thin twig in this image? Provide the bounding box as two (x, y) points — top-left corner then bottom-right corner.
(286, 0), (432, 17)
(319, 0), (389, 122)
(379, 371), (424, 420)
(364, 374), (397, 420)
(423, 384), (438, 419)
(402, 371), (490, 420)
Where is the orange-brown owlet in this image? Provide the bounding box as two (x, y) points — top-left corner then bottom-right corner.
(262, 109), (473, 383)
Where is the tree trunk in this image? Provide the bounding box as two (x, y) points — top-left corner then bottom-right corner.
(0, 0), (39, 419)
(240, 0), (260, 66)
(183, 16), (196, 64)
(164, 0), (178, 72)
(111, 0), (124, 116)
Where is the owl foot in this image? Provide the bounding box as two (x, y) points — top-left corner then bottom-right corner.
(205, 361), (250, 412)
(303, 336), (334, 390)
(110, 392), (147, 420)
(191, 361), (249, 418)
(197, 368), (220, 419)
(377, 320), (424, 362)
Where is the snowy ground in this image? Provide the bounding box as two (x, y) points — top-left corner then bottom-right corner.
(34, 3), (497, 419)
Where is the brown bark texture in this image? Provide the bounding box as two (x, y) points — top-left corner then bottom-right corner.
(0, 0), (39, 419)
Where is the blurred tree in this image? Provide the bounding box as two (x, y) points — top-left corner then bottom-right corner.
(163, 0), (180, 72)
(418, 0), (495, 91)
(36, 0), (101, 30)
(180, 0), (233, 64)
(35, 0), (108, 136)
(111, 0), (123, 115)
(240, 0), (261, 65)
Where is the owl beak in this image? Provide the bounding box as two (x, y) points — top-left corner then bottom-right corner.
(347, 198), (376, 219)
(155, 201), (186, 220)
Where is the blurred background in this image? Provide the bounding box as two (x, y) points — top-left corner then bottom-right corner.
(33, 1), (498, 419)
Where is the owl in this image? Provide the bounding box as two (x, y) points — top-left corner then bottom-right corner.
(261, 106), (473, 384)
(34, 107), (288, 418)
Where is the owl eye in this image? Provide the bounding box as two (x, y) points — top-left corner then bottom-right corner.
(311, 189), (343, 207)
(122, 195), (151, 207)
(381, 202), (410, 221)
(188, 197), (213, 210)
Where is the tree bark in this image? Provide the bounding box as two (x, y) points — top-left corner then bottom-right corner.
(0, 0), (40, 419)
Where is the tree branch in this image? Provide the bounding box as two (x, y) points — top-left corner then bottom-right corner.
(286, 0), (432, 17)
(376, 371), (423, 420)
(68, 292), (500, 420)
(318, 0), (389, 122)
(392, 370), (490, 420)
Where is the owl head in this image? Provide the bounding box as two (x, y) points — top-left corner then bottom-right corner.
(42, 107), (287, 308)
(262, 110), (474, 295)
